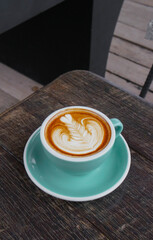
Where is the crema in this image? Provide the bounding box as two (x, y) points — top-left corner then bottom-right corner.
(44, 108), (111, 157)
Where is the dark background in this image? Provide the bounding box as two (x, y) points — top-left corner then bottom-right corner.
(0, 0), (93, 85)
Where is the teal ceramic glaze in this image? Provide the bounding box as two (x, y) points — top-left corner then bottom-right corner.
(24, 127), (131, 202)
(40, 106), (123, 175)
(41, 117), (123, 174)
(111, 118), (123, 138)
(41, 144), (112, 175)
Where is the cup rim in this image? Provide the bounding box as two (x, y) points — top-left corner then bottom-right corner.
(40, 106), (115, 162)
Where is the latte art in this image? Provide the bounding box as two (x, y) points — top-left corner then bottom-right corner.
(52, 114), (104, 155)
(45, 108), (111, 157)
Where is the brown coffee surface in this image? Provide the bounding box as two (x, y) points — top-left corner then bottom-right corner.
(45, 108), (111, 157)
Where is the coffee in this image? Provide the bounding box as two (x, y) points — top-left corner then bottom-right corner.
(44, 108), (111, 157)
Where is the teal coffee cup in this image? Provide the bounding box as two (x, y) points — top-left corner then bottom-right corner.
(40, 106), (123, 175)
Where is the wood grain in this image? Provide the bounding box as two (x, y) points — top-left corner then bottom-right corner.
(68, 149), (153, 239)
(107, 53), (153, 91)
(0, 70), (153, 239)
(0, 70), (152, 162)
(114, 22), (153, 50)
(105, 71), (153, 103)
(110, 37), (153, 68)
(127, 0), (153, 7)
(0, 63), (43, 100)
(0, 89), (18, 114)
(119, 0), (153, 31)
(0, 146), (107, 240)
(1, 147), (152, 240)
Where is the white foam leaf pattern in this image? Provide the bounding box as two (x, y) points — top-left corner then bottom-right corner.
(52, 114), (104, 155)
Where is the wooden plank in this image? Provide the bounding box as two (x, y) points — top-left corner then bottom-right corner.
(0, 70), (152, 162)
(119, 0), (153, 31)
(114, 22), (153, 51)
(0, 63), (43, 100)
(0, 70), (153, 239)
(0, 146), (107, 240)
(0, 89), (18, 114)
(106, 53), (153, 91)
(106, 71), (153, 104)
(110, 37), (153, 68)
(68, 149), (153, 239)
(127, 0), (153, 7)
(1, 144), (153, 239)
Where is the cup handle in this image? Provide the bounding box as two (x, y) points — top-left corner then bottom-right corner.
(110, 118), (123, 138)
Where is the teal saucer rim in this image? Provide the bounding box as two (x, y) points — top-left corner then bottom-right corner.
(23, 127), (131, 202)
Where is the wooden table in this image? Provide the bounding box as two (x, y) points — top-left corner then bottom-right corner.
(0, 71), (153, 239)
